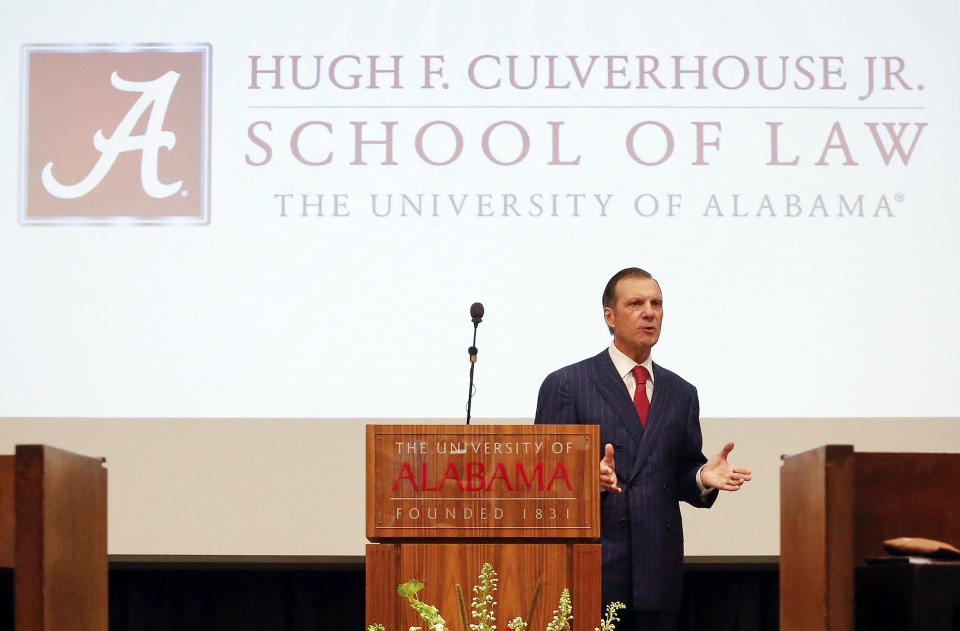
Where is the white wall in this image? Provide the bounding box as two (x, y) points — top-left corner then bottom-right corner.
(2, 416), (957, 557)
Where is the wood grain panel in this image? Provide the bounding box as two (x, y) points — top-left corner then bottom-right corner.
(15, 444), (107, 631)
(365, 543), (399, 631)
(0, 456), (13, 568)
(779, 445), (854, 631)
(572, 544), (602, 630)
(364, 542), (600, 631)
(367, 425), (599, 540)
(781, 448), (960, 631)
(854, 453), (960, 562)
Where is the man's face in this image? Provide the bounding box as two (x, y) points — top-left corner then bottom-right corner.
(604, 276), (663, 363)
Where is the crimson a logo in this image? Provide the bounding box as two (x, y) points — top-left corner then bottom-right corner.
(21, 43), (211, 225)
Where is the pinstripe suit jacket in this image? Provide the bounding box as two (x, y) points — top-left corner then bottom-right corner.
(534, 349), (716, 611)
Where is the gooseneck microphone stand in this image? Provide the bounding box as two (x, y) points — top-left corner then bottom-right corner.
(465, 302), (483, 425)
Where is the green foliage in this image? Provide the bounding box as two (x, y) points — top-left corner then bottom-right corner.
(373, 564), (623, 631)
(397, 579), (426, 598)
(469, 562), (498, 631)
(593, 602), (626, 631)
(506, 615), (527, 631)
(408, 598), (450, 631)
(456, 584), (470, 631)
(545, 589), (573, 631)
(525, 579), (542, 627)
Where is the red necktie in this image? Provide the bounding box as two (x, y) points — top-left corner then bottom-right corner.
(632, 365), (650, 427)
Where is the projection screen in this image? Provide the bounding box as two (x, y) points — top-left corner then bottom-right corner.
(1, 0), (957, 557)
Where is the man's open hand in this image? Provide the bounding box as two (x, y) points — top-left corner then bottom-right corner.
(600, 443), (622, 493)
(700, 442), (752, 491)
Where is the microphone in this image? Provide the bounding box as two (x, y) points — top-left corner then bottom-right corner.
(466, 302), (484, 424)
(470, 302), (484, 325)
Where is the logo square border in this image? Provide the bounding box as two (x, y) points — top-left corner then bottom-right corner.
(19, 42), (212, 226)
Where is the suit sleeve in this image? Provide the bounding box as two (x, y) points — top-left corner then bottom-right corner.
(534, 371), (578, 425)
(676, 386), (718, 508)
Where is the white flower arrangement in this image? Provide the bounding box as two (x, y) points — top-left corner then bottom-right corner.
(369, 563), (624, 631)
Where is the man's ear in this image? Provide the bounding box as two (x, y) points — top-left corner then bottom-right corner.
(603, 307), (615, 330)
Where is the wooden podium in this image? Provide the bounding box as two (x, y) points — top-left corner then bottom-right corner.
(780, 445), (960, 631)
(366, 425), (601, 631)
(0, 445), (108, 631)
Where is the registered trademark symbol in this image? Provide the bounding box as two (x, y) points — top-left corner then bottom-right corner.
(894, 193), (904, 203)
(181, 189), (189, 197)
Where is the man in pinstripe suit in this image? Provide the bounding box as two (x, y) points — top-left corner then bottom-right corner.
(535, 268), (751, 631)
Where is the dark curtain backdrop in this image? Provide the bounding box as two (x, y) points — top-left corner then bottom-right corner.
(679, 569), (778, 631)
(0, 569), (10, 631)
(109, 568), (365, 631)
(0, 565), (777, 631)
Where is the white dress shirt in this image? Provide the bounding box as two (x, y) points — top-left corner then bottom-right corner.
(608, 343), (655, 402)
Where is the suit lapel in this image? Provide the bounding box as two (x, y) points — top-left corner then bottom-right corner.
(587, 351), (644, 446)
(623, 362), (674, 483)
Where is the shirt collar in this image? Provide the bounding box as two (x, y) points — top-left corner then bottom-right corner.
(608, 342), (654, 383)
